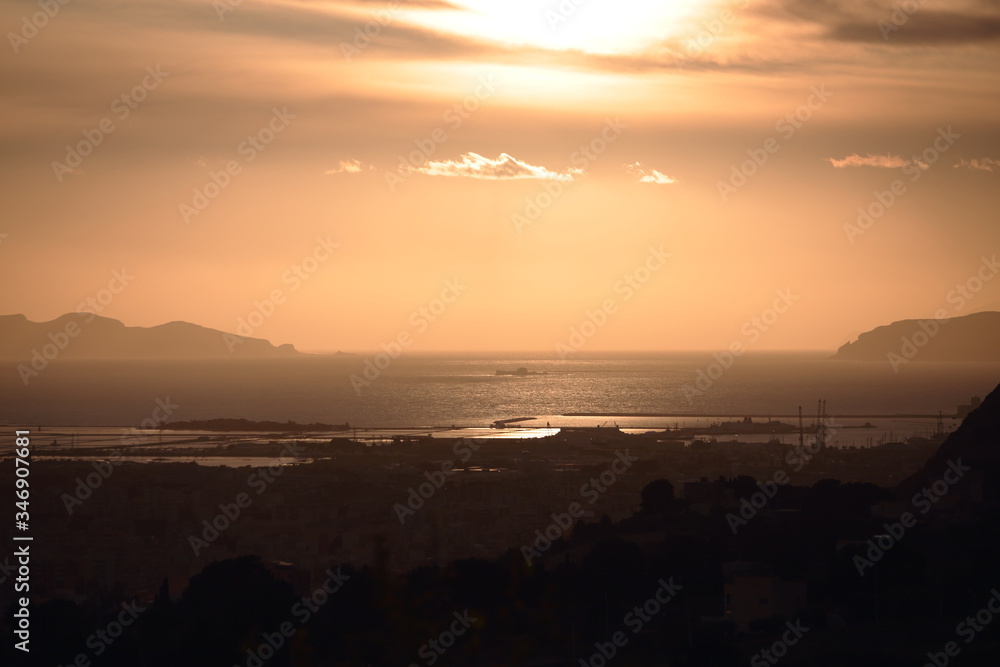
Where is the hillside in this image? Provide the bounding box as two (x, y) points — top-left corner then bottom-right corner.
(0, 313), (302, 360)
(833, 311), (1000, 363)
(897, 380), (1000, 503)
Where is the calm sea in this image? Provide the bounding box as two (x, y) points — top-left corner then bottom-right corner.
(1, 352), (997, 429)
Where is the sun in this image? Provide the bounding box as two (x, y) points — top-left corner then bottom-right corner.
(403, 0), (712, 56)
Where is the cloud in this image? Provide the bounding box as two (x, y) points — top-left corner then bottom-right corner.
(59, 0), (494, 65)
(325, 159), (371, 174)
(625, 162), (677, 184)
(954, 157), (1000, 172)
(769, 0), (1000, 45)
(827, 153), (928, 170)
(831, 11), (1000, 45)
(415, 153), (581, 181)
(343, 0), (459, 7)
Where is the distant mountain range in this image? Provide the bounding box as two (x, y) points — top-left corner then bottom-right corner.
(0, 313), (302, 360)
(4, 310), (999, 362)
(833, 311), (1000, 363)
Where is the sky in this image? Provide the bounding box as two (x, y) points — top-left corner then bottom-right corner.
(1, 0), (999, 353)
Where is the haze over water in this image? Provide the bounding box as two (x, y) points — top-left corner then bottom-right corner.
(3, 352), (997, 428)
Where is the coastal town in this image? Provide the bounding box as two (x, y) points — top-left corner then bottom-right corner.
(10, 418), (951, 604)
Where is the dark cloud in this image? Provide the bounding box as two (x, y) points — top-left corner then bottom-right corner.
(764, 0), (1000, 45)
(343, 0), (461, 7)
(833, 11), (1000, 43)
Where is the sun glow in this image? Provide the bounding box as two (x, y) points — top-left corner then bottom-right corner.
(404, 0), (712, 55)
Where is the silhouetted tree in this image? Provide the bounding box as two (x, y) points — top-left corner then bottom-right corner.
(641, 478), (677, 513)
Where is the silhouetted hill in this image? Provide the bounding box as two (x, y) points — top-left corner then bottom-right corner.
(833, 311), (1000, 362)
(897, 380), (1000, 502)
(0, 313), (302, 360)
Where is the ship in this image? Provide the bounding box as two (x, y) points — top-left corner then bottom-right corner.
(495, 367), (547, 376)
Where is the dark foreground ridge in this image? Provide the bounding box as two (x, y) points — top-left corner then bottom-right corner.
(897, 381), (1000, 501)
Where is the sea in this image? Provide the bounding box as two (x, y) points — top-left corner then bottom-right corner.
(1, 352), (997, 435)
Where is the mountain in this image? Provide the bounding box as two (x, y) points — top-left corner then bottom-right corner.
(0, 313), (303, 360)
(832, 311), (1000, 363)
(897, 380), (1000, 503)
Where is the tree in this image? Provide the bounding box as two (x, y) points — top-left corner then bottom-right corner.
(641, 479), (677, 514)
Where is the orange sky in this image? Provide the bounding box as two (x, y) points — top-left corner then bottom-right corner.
(2, 0), (999, 352)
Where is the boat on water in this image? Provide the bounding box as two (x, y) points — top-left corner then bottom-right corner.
(495, 367), (547, 376)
